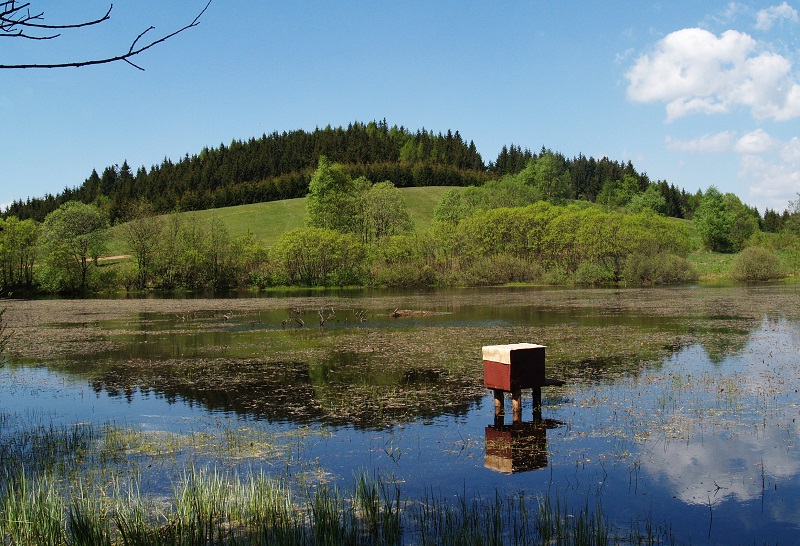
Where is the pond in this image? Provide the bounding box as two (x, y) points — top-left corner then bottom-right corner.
(1, 284), (799, 544)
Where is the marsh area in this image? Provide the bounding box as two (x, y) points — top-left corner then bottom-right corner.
(2, 284), (799, 544)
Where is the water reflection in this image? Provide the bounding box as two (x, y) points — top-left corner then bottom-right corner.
(484, 414), (562, 474)
(79, 352), (481, 429)
(4, 285), (800, 544)
(640, 420), (800, 506)
(639, 318), (800, 509)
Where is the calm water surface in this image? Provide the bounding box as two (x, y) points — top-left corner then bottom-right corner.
(2, 284), (799, 544)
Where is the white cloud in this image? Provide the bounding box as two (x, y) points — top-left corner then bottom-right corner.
(641, 321), (800, 506)
(626, 28), (800, 121)
(755, 2), (799, 31)
(665, 131), (735, 152)
(740, 137), (800, 209)
(614, 47), (635, 65)
(781, 135), (800, 163)
(715, 2), (747, 26)
(665, 129), (778, 154)
(734, 128), (777, 153)
(665, 129), (795, 209)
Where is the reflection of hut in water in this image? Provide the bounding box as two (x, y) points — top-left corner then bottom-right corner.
(484, 417), (561, 474)
(481, 343), (565, 473)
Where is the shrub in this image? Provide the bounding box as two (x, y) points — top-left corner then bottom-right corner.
(731, 247), (784, 282)
(573, 261), (615, 286)
(116, 263), (138, 292)
(458, 254), (543, 285)
(371, 263), (438, 287)
(652, 254), (698, 284)
(542, 266), (570, 285)
(622, 253), (699, 285)
(271, 228), (366, 286)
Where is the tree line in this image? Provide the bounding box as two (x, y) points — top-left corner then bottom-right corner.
(5, 120), (719, 227)
(4, 121), (489, 223)
(5, 119), (796, 234)
(1, 155), (799, 295)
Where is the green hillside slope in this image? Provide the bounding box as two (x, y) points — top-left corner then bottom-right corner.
(107, 187), (450, 255)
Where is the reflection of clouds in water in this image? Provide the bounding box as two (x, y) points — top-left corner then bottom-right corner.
(640, 423), (799, 505)
(641, 317), (800, 507)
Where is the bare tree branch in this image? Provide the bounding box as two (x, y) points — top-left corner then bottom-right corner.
(0, 1), (112, 40)
(0, 1), (211, 69)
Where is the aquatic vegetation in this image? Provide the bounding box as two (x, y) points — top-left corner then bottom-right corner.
(0, 285), (798, 543)
(2, 454), (676, 545)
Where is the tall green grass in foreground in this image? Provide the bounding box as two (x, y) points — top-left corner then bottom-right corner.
(0, 420), (674, 545)
(2, 469), (672, 545)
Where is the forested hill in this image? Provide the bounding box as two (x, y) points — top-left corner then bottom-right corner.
(4, 120), (692, 223)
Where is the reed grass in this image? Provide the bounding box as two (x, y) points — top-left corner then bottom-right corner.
(0, 415), (680, 545)
(0, 457), (674, 545)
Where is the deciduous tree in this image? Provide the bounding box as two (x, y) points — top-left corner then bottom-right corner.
(785, 193), (800, 235)
(120, 199), (162, 289)
(693, 186), (757, 253)
(0, 215), (38, 288)
(625, 185), (668, 215)
(306, 156), (363, 233)
(361, 181), (413, 244)
(271, 228), (366, 286)
(40, 201), (108, 292)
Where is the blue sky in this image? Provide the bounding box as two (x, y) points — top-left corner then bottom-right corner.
(2, 1), (798, 214)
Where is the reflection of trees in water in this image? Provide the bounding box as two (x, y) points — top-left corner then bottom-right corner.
(83, 353), (482, 429)
(306, 351), (479, 428)
(698, 329), (750, 364)
(89, 360), (325, 425)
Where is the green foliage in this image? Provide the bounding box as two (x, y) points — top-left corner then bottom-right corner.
(454, 204), (689, 282)
(39, 201), (108, 293)
(167, 217), (244, 290)
(432, 178), (539, 225)
(124, 212), (261, 291)
(762, 208), (784, 232)
(731, 247), (785, 282)
(573, 261), (615, 285)
(596, 174), (640, 210)
(372, 262), (439, 287)
(694, 186), (757, 253)
(521, 151), (571, 202)
(271, 228), (366, 286)
(784, 192), (800, 236)
(458, 254), (543, 285)
(542, 266), (570, 285)
(621, 253), (699, 285)
(120, 199), (162, 289)
(370, 233), (441, 287)
(307, 159), (414, 245)
(306, 157), (362, 233)
(625, 185), (668, 215)
(432, 186), (484, 225)
(360, 181), (414, 244)
(0, 216), (38, 289)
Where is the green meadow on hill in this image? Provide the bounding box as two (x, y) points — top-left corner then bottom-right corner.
(106, 186), (450, 255)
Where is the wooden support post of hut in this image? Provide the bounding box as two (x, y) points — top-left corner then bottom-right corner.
(482, 343), (564, 417)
